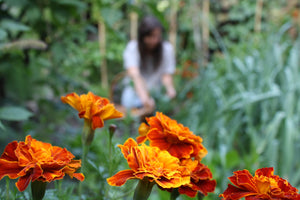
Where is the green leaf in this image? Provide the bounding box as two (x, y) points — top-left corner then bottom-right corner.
(100, 8), (123, 27)
(3, 0), (29, 7)
(56, 0), (87, 10)
(0, 29), (8, 41)
(0, 106), (33, 121)
(0, 120), (5, 130)
(1, 19), (30, 33)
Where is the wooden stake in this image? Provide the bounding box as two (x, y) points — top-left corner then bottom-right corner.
(169, 0), (178, 54)
(130, 12), (138, 40)
(254, 0), (263, 33)
(98, 20), (108, 90)
(202, 0), (210, 66)
(191, 0), (202, 65)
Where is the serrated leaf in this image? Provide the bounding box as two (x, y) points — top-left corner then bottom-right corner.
(0, 106), (33, 121)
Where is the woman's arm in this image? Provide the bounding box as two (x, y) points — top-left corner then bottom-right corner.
(127, 67), (155, 108)
(162, 74), (176, 99)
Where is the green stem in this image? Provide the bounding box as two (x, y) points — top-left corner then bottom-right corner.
(6, 177), (9, 200)
(79, 119), (93, 199)
(108, 131), (113, 176)
(105, 125), (116, 199)
(170, 188), (180, 200)
(79, 142), (90, 199)
(197, 192), (205, 200)
(82, 119), (95, 146)
(133, 178), (155, 200)
(31, 181), (47, 200)
(108, 124), (116, 175)
(55, 180), (62, 198)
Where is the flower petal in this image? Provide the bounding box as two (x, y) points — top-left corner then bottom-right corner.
(220, 184), (257, 200)
(61, 93), (81, 111)
(0, 141), (18, 161)
(100, 104), (123, 120)
(107, 169), (135, 186)
(168, 143), (194, 159)
(91, 115), (104, 129)
(255, 167), (274, 177)
(16, 173), (33, 192)
(73, 173), (85, 181)
(0, 159), (23, 179)
(178, 186), (197, 197)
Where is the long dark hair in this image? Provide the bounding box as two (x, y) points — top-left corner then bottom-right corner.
(138, 16), (163, 71)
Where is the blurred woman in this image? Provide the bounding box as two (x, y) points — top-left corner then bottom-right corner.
(121, 16), (176, 111)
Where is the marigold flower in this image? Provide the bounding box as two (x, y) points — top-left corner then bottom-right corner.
(0, 135), (84, 192)
(61, 92), (123, 130)
(137, 112), (207, 161)
(158, 159), (216, 198)
(220, 167), (300, 200)
(177, 159), (216, 197)
(107, 138), (190, 189)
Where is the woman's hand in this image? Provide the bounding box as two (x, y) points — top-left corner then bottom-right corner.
(127, 67), (155, 109)
(166, 87), (176, 99)
(142, 97), (155, 111)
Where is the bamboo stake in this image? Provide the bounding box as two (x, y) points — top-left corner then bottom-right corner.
(191, 0), (202, 65)
(202, 0), (210, 66)
(254, 0), (263, 33)
(98, 20), (108, 90)
(169, 0), (178, 54)
(130, 12), (138, 40)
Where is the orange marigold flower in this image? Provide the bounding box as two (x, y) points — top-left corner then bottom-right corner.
(137, 112), (207, 161)
(0, 135), (84, 192)
(177, 159), (216, 197)
(107, 138), (190, 189)
(61, 92), (123, 130)
(220, 167), (300, 200)
(158, 159), (216, 197)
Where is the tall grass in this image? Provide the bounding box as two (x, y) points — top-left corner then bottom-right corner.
(175, 33), (300, 198)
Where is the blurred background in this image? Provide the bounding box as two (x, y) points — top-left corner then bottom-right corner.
(0, 0), (300, 199)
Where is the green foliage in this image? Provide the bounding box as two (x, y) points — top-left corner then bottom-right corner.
(0, 106), (32, 121)
(173, 33), (300, 197)
(1, 0), (300, 200)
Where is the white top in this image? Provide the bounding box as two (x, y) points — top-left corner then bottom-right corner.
(123, 40), (175, 90)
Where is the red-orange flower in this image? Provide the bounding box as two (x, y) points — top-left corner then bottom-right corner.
(61, 92), (123, 130)
(137, 112), (207, 161)
(107, 138), (190, 189)
(177, 159), (216, 197)
(0, 135), (84, 192)
(220, 167), (300, 200)
(157, 159), (216, 197)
